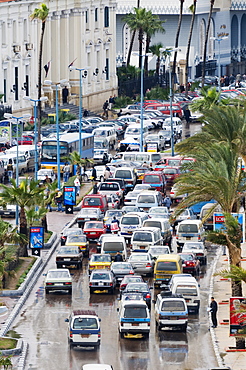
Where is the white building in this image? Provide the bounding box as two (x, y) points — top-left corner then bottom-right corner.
(0, 0), (118, 115)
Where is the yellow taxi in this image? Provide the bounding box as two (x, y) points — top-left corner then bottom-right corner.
(88, 254), (112, 274)
(65, 235), (89, 258)
(135, 167), (149, 182)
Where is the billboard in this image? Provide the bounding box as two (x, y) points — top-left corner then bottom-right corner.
(230, 297), (246, 336)
(213, 212), (245, 243)
(0, 121), (10, 142)
(63, 186), (76, 206)
(29, 226), (44, 249)
(147, 143), (158, 152)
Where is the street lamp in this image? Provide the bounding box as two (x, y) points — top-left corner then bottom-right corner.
(210, 36), (228, 100)
(69, 66), (88, 158)
(4, 113), (31, 226)
(44, 79), (67, 190)
(23, 96), (48, 180)
(160, 47), (180, 157)
(132, 52), (151, 152)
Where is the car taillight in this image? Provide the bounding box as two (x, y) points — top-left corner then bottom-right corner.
(110, 283), (113, 286)
(198, 236), (201, 240)
(196, 253), (203, 256)
(148, 322), (150, 326)
(98, 333), (101, 338)
(64, 282), (72, 285)
(89, 282), (92, 286)
(120, 284), (126, 289)
(187, 262), (195, 266)
(129, 270), (134, 275)
(46, 282), (53, 285)
(146, 263), (151, 268)
(69, 332), (73, 338)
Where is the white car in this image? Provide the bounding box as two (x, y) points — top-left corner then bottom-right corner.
(84, 165), (115, 182)
(174, 207), (197, 227)
(182, 241), (207, 265)
(170, 183), (186, 203)
(93, 149), (111, 164)
(44, 269), (72, 294)
(37, 169), (56, 183)
(123, 191), (139, 206)
(163, 117), (182, 137)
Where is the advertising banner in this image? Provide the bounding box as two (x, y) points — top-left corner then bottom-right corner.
(213, 212), (245, 243)
(29, 226), (44, 249)
(0, 121), (10, 142)
(63, 186), (76, 206)
(147, 143), (158, 152)
(230, 297), (246, 336)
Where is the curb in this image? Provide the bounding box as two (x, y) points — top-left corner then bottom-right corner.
(209, 245), (226, 368)
(44, 231), (57, 249)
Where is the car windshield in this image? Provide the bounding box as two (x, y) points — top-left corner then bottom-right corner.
(64, 229), (82, 236)
(176, 287), (198, 296)
(121, 216), (139, 225)
(126, 283), (147, 292)
(123, 277), (142, 284)
(112, 263), (131, 270)
(161, 301), (185, 311)
(130, 255), (148, 262)
(73, 318), (98, 329)
(91, 255), (111, 262)
(66, 235), (87, 243)
(151, 208), (168, 214)
(163, 169), (177, 174)
(124, 306), (147, 319)
(133, 232), (152, 242)
(82, 208), (98, 215)
(92, 272), (110, 280)
(127, 128), (140, 134)
(84, 197), (101, 206)
(115, 170), (131, 179)
(167, 160), (180, 166)
(47, 271), (70, 278)
(135, 154), (149, 161)
(94, 141), (105, 149)
(180, 254), (194, 261)
(58, 247), (79, 254)
(99, 183), (119, 191)
(150, 247), (169, 254)
(179, 224), (198, 233)
(156, 261), (178, 271)
(105, 211), (122, 218)
(137, 195), (155, 203)
(144, 221), (161, 229)
(144, 175), (161, 183)
(85, 222), (103, 229)
(184, 243), (203, 250)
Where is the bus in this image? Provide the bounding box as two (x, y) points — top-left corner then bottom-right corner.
(40, 132), (94, 174)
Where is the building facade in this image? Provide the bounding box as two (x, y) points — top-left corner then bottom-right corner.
(0, 0), (118, 115)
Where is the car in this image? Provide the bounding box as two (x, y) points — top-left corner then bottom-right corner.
(182, 242), (207, 265)
(134, 184), (152, 192)
(56, 246), (83, 269)
(128, 252), (154, 276)
(106, 178), (127, 196)
(89, 269), (116, 294)
(148, 207), (169, 219)
(93, 149), (111, 164)
(135, 167), (151, 183)
(96, 233), (115, 252)
(44, 268), (72, 294)
(148, 245), (171, 259)
(81, 193), (108, 213)
(122, 282), (152, 309)
(142, 171), (166, 192)
(76, 207), (104, 228)
(37, 169), (56, 183)
(0, 204), (17, 218)
(88, 254), (112, 274)
(105, 193), (120, 210)
(123, 191), (139, 206)
(60, 227), (83, 245)
(145, 133), (165, 151)
(98, 181), (124, 202)
(110, 262), (134, 284)
(170, 183), (186, 203)
(119, 275), (144, 292)
(83, 221), (106, 240)
(173, 208), (197, 228)
(121, 205), (141, 213)
(103, 210), (124, 232)
(178, 253), (200, 275)
(65, 234), (89, 257)
(83, 165), (113, 182)
(120, 104), (141, 115)
(159, 166), (181, 188)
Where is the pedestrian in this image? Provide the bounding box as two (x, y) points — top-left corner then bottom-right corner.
(91, 166), (97, 181)
(102, 100), (109, 118)
(45, 188), (52, 212)
(104, 166), (111, 181)
(109, 96), (114, 110)
(229, 74), (235, 84)
(55, 190), (63, 212)
(43, 175), (52, 185)
(163, 194), (172, 210)
(210, 297), (218, 328)
(83, 108), (89, 117)
(111, 216), (120, 234)
(74, 176), (81, 196)
(7, 159), (13, 180)
(142, 161), (149, 168)
(224, 75), (229, 86)
(114, 251), (123, 262)
(63, 162), (70, 183)
(93, 182), (98, 194)
(184, 108), (191, 124)
(149, 163), (154, 171)
(62, 86), (69, 104)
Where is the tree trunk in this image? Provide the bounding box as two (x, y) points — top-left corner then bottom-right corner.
(144, 35), (151, 76)
(42, 215), (48, 233)
(138, 28), (144, 69)
(19, 207), (28, 257)
(37, 21), (46, 142)
(201, 0), (215, 87)
(185, 0), (197, 98)
(156, 56), (160, 75)
(127, 30), (136, 66)
(172, 0), (184, 88)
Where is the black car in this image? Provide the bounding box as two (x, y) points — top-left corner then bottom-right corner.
(123, 282), (152, 309)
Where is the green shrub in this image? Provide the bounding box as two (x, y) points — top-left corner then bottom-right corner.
(113, 96), (133, 109)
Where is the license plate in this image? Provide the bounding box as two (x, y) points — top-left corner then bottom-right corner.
(99, 282), (104, 286)
(186, 237), (191, 240)
(64, 258), (70, 261)
(170, 317), (177, 320)
(4, 212), (10, 215)
(81, 334), (90, 338)
(132, 323), (139, 326)
(54, 283), (62, 286)
(90, 232), (96, 235)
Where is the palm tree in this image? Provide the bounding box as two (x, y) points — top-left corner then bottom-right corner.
(0, 179), (45, 257)
(172, 0), (185, 87)
(149, 43), (164, 75)
(143, 16), (165, 75)
(125, 0), (141, 66)
(69, 151), (94, 178)
(30, 3), (49, 140)
(201, 0), (215, 87)
(0, 355), (13, 369)
(189, 87), (227, 113)
(185, 0), (197, 97)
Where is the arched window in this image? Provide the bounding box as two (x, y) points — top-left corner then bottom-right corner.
(231, 14), (239, 61)
(104, 6), (109, 28)
(208, 19), (214, 59)
(241, 14), (246, 60)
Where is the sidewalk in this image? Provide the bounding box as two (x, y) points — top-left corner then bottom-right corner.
(211, 243), (246, 369)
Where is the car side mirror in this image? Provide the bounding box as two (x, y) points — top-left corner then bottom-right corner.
(64, 318), (69, 322)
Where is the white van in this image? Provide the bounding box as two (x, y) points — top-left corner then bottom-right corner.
(93, 127), (116, 149)
(7, 144), (37, 172)
(124, 124), (149, 141)
(143, 218), (172, 247)
(120, 212), (149, 240)
(135, 190), (163, 211)
(120, 152), (162, 165)
(0, 153), (28, 175)
(169, 276), (200, 313)
(131, 227), (163, 250)
(101, 236), (127, 260)
(176, 220), (206, 248)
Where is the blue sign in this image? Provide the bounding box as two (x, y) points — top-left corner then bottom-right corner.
(29, 226), (44, 249)
(213, 213), (245, 243)
(63, 186), (76, 206)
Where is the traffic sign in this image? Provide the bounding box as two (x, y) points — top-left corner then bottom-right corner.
(65, 205), (73, 214)
(32, 248), (41, 257)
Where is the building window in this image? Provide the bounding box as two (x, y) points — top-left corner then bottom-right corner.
(25, 75), (29, 96)
(15, 67), (18, 101)
(3, 70), (7, 103)
(105, 58), (109, 80)
(104, 6), (109, 28)
(85, 10), (89, 30)
(95, 8), (98, 23)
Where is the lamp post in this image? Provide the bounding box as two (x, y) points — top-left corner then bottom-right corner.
(210, 36), (228, 100)
(44, 79), (67, 190)
(23, 96), (48, 180)
(4, 113), (31, 226)
(69, 67), (88, 158)
(132, 52), (151, 152)
(160, 48), (180, 157)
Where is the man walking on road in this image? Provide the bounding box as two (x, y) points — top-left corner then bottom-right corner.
(210, 297), (218, 328)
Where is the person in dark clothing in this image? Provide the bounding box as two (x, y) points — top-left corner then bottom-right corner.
(184, 108), (191, 124)
(117, 109), (123, 118)
(210, 297), (218, 328)
(93, 182), (98, 194)
(91, 166), (97, 181)
(62, 86), (69, 104)
(103, 100), (109, 118)
(83, 109), (89, 117)
(114, 251), (123, 262)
